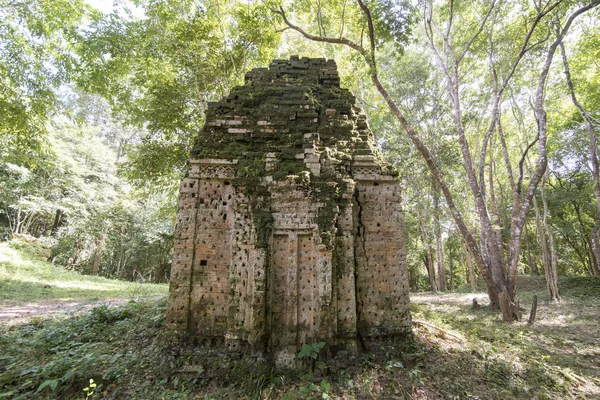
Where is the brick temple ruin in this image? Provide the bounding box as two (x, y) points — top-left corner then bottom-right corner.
(166, 57), (411, 366)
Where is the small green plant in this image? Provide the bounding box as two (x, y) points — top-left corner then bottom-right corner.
(298, 342), (325, 360)
(298, 342), (326, 372)
(320, 378), (332, 399)
(408, 368), (424, 386)
(83, 378), (97, 398)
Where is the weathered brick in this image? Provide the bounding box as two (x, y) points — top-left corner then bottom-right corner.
(167, 57), (411, 368)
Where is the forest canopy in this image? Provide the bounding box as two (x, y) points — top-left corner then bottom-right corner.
(1, 0), (599, 315)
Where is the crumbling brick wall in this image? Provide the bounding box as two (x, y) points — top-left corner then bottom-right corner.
(167, 56), (411, 366)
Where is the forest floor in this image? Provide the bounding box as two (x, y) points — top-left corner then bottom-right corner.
(1, 238), (599, 399)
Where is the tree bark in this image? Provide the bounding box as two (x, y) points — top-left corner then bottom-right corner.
(51, 209), (64, 236)
(433, 183), (446, 291)
(528, 294), (538, 325)
(533, 178), (560, 301)
(541, 175), (561, 301)
(91, 234), (106, 276)
(420, 212), (438, 292)
(465, 246), (478, 291)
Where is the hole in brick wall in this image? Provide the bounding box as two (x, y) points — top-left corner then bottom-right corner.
(374, 182), (379, 186)
(224, 181), (231, 185)
(200, 260), (207, 266)
(377, 223), (380, 227)
(223, 213), (227, 220)
(192, 193), (196, 197)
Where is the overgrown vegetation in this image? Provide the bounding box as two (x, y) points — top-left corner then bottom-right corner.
(1, 263), (597, 399)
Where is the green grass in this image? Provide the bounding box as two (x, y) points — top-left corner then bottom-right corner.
(0, 238), (168, 303)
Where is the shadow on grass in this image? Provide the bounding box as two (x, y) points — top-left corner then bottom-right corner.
(411, 282), (600, 399)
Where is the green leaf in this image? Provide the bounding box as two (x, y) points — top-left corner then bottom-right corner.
(298, 344), (312, 359)
(36, 379), (59, 393)
(62, 368), (82, 381)
(320, 379), (330, 393)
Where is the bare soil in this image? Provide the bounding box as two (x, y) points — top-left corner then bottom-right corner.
(0, 298), (152, 327)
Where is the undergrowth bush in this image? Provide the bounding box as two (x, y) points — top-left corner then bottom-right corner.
(0, 298), (168, 399)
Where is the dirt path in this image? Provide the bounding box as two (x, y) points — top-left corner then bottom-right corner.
(0, 298), (144, 327)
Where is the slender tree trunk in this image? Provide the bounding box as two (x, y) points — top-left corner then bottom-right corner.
(419, 206), (438, 292)
(22, 212), (35, 234)
(5, 207), (14, 233)
(433, 183), (446, 291)
(465, 246), (478, 291)
(448, 253), (455, 290)
(574, 204), (596, 276)
(560, 41), (600, 276)
(533, 179), (560, 301)
(421, 232), (438, 292)
(524, 225), (539, 275)
(91, 234), (106, 276)
(14, 208), (22, 234)
(51, 209), (63, 236)
(541, 177), (561, 301)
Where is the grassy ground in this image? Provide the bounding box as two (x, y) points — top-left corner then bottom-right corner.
(1, 239), (599, 399)
(410, 276), (600, 399)
(0, 238), (167, 304)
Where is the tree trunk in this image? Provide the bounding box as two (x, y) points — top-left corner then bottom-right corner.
(528, 294), (538, 325)
(533, 178), (560, 301)
(419, 206), (438, 292)
(542, 183), (561, 301)
(51, 209), (64, 236)
(560, 41), (600, 277)
(433, 183), (446, 291)
(465, 247), (477, 291)
(91, 234), (106, 276)
(574, 203), (596, 276)
(448, 253), (455, 290)
(524, 225), (539, 275)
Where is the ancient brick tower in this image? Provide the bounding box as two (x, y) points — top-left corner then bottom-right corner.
(167, 57), (411, 366)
